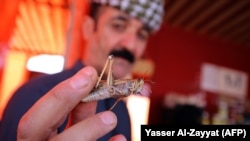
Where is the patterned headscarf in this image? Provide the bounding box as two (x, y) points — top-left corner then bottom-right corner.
(92, 0), (165, 33)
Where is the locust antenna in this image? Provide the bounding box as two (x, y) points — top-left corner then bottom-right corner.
(141, 70), (155, 84)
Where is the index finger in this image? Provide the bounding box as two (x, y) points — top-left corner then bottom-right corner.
(17, 66), (98, 140)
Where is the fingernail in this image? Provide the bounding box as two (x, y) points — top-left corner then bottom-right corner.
(70, 67), (94, 89)
(83, 67), (94, 77)
(99, 111), (116, 125)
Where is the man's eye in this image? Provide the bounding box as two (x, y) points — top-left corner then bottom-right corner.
(111, 22), (126, 32)
(138, 30), (149, 41)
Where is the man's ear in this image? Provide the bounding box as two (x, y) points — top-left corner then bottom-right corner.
(82, 16), (95, 40)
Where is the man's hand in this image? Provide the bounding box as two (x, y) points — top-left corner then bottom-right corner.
(17, 66), (126, 141)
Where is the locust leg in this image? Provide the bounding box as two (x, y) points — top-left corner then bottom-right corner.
(106, 62), (126, 110)
(109, 98), (122, 111)
(96, 55), (123, 111)
(106, 55), (114, 86)
(95, 55), (114, 88)
(104, 55), (120, 110)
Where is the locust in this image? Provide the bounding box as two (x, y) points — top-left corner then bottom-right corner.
(81, 55), (145, 110)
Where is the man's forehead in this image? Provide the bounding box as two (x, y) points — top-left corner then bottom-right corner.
(100, 7), (150, 32)
(92, 0), (165, 33)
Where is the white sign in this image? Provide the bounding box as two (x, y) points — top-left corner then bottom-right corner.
(200, 63), (248, 98)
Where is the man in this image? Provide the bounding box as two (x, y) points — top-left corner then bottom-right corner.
(0, 0), (165, 140)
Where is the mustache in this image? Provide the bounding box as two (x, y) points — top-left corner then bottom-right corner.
(109, 48), (135, 63)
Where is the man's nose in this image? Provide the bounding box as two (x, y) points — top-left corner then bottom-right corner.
(120, 33), (137, 52)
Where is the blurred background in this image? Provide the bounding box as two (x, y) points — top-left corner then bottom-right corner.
(0, 0), (250, 140)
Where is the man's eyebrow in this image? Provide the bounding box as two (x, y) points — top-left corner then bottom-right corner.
(111, 14), (151, 33)
(111, 15), (129, 22)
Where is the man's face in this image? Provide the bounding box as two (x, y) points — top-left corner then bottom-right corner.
(84, 6), (150, 79)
